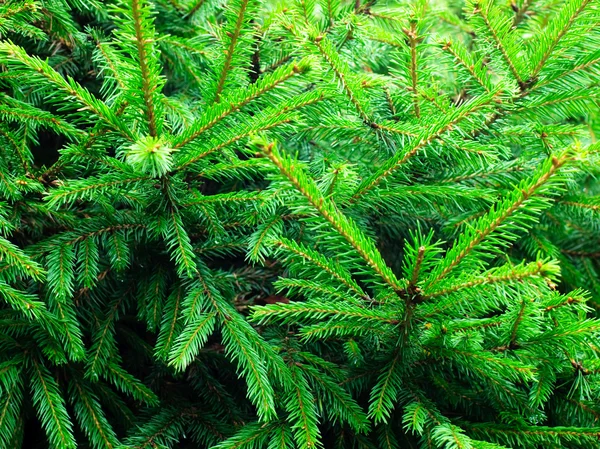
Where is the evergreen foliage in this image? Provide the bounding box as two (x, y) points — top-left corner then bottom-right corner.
(0, 0), (599, 448)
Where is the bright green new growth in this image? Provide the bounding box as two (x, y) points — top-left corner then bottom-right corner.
(0, 0), (599, 448)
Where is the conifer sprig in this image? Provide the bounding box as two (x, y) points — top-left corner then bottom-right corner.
(127, 0), (164, 136)
(0, 0), (598, 448)
(426, 148), (574, 289)
(0, 42), (133, 139)
(260, 141), (406, 292)
(350, 90), (500, 202)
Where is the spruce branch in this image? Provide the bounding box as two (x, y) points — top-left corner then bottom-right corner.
(512, 0), (534, 27)
(162, 209), (198, 278)
(210, 421), (275, 449)
(272, 238), (369, 300)
(529, 0), (593, 80)
(185, 0), (208, 17)
(350, 90), (499, 202)
(46, 174), (150, 208)
(368, 350), (403, 424)
(50, 298), (85, 362)
(426, 148), (573, 288)
(0, 236), (45, 281)
(175, 90), (323, 170)
(462, 422), (600, 447)
(424, 259), (559, 299)
(155, 284), (185, 360)
(409, 246), (425, 289)
(252, 301), (400, 326)
(0, 282), (47, 320)
(0, 95), (84, 138)
(86, 298), (122, 380)
(470, 0), (526, 87)
(168, 312), (217, 371)
(172, 59), (310, 150)
(112, 0), (165, 137)
(260, 141), (406, 292)
(124, 407), (190, 449)
(529, 50), (600, 92)
(1, 1), (599, 447)
(69, 376), (120, 449)
(297, 0), (316, 23)
(101, 363), (159, 406)
(311, 34), (373, 124)
(131, 0), (160, 136)
(30, 358), (76, 449)
(0, 376), (21, 448)
(94, 39), (127, 91)
(440, 39), (492, 93)
(508, 299), (528, 348)
(0, 42), (133, 139)
(212, 0), (257, 103)
(218, 309), (277, 421)
(284, 364), (321, 449)
(404, 21), (421, 118)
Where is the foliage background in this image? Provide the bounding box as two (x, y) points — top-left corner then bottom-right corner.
(0, 0), (599, 448)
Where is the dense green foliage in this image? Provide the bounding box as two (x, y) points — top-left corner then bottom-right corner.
(0, 0), (599, 448)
